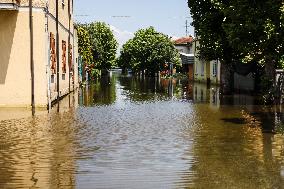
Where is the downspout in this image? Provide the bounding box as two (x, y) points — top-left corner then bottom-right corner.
(45, 0), (51, 111)
(29, 0), (35, 115)
(72, 0), (75, 90)
(68, 0), (71, 93)
(56, 0), (60, 104)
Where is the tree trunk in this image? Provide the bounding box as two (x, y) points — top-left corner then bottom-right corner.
(264, 58), (276, 85)
(220, 62), (234, 95)
(264, 58), (277, 104)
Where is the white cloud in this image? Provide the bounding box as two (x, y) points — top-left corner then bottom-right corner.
(110, 25), (134, 54)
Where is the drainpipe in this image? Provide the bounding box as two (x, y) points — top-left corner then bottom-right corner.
(45, 0), (51, 111)
(29, 0), (35, 116)
(56, 0), (60, 104)
(68, 0), (71, 93)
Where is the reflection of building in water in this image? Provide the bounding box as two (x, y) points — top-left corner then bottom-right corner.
(0, 93), (79, 188)
(193, 83), (220, 108)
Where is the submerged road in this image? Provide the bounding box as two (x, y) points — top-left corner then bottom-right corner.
(0, 73), (284, 188)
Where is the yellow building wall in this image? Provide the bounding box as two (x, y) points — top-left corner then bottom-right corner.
(193, 39), (221, 85)
(0, 10), (47, 107)
(47, 0), (77, 102)
(0, 0), (78, 108)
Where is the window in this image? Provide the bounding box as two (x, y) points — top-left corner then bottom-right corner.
(62, 41), (67, 73)
(50, 33), (56, 75)
(201, 60), (205, 76)
(195, 60), (198, 74)
(213, 60), (218, 77)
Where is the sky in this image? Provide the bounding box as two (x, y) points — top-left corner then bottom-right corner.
(74, 0), (194, 48)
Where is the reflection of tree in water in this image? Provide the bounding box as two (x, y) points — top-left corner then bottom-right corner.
(179, 105), (284, 188)
(81, 76), (117, 106)
(93, 76), (117, 105)
(118, 76), (184, 102)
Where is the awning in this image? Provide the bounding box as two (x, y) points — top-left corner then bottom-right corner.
(179, 52), (194, 65)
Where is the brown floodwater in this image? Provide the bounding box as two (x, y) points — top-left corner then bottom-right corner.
(1, 72), (284, 189)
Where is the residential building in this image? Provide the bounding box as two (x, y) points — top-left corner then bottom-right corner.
(0, 0), (79, 108)
(174, 36), (195, 80)
(193, 37), (221, 85)
(174, 36), (194, 54)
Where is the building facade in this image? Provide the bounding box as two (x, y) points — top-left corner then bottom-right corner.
(174, 36), (195, 80)
(0, 0), (78, 108)
(193, 38), (221, 85)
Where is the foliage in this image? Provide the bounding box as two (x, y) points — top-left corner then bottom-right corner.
(87, 22), (118, 70)
(118, 27), (181, 75)
(75, 24), (93, 66)
(188, 0), (284, 95)
(188, 0), (235, 63)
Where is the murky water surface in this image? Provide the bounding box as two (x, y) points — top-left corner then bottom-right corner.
(1, 73), (284, 188)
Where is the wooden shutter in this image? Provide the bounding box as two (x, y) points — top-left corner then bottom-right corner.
(68, 44), (73, 72)
(50, 33), (56, 74)
(62, 41), (67, 73)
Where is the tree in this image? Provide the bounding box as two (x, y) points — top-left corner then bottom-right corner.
(220, 0), (284, 88)
(118, 27), (181, 76)
(188, 0), (236, 94)
(75, 24), (93, 67)
(188, 0), (284, 96)
(87, 22), (118, 71)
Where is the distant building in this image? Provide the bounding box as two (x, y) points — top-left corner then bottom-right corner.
(0, 0), (79, 108)
(193, 37), (221, 85)
(174, 36), (194, 54)
(174, 36), (195, 80)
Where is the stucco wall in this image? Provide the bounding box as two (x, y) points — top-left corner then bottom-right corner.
(0, 0), (78, 107)
(47, 0), (77, 102)
(175, 45), (192, 54)
(0, 10), (47, 107)
(193, 39), (221, 85)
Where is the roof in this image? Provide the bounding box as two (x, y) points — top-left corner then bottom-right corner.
(174, 36), (194, 45)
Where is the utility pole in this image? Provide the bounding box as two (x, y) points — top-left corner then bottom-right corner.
(185, 20), (190, 36)
(29, 0), (35, 116)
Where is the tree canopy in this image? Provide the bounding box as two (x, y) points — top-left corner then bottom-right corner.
(75, 24), (93, 66)
(188, 0), (284, 94)
(118, 27), (181, 75)
(87, 22), (118, 70)
(75, 21), (118, 77)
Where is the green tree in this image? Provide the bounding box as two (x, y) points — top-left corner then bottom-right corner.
(220, 0), (284, 87)
(188, 0), (236, 94)
(75, 24), (93, 67)
(188, 0), (284, 96)
(87, 22), (118, 71)
(118, 27), (181, 76)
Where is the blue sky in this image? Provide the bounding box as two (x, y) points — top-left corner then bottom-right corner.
(74, 0), (194, 46)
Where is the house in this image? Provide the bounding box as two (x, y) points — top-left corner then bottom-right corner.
(193, 37), (221, 85)
(174, 36), (195, 80)
(0, 0), (79, 109)
(174, 36), (194, 54)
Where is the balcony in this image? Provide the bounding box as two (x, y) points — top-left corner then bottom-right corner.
(0, 0), (20, 11)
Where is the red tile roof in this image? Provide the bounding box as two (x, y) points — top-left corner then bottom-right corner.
(174, 36), (194, 45)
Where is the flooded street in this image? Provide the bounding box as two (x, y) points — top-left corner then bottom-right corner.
(1, 73), (284, 188)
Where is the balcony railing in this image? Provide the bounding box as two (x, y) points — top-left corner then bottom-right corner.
(0, 0), (20, 11)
